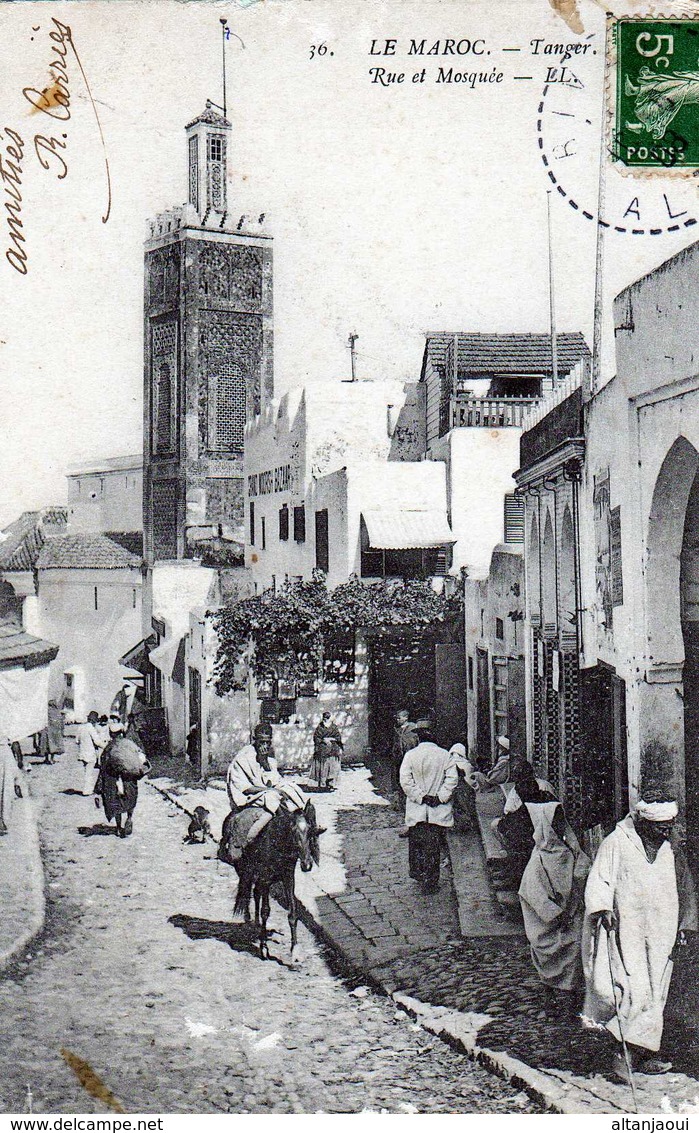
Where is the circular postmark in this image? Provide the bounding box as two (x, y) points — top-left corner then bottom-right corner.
(537, 29), (699, 235)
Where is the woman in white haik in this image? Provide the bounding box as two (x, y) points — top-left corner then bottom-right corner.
(518, 800), (590, 1000)
(76, 710), (105, 796)
(581, 794), (697, 1083)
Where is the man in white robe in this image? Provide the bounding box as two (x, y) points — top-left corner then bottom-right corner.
(223, 722), (306, 856)
(582, 796), (696, 1082)
(400, 727), (458, 894)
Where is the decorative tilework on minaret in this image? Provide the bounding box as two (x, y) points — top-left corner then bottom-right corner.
(143, 102), (273, 564)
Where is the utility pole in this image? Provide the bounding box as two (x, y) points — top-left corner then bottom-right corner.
(348, 332), (359, 381)
(547, 191), (558, 388)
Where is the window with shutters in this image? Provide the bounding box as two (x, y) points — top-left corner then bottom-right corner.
(360, 546), (450, 579)
(152, 479), (178, 560)
(279, 505), (289, 541)
(495, 617), (504, 641)
(212, 361), (246, 451)
(610, 506), (623, 607)
(293, 505), (306, 543)
(155, 363), (172, 453)
(504, 492), (525, 544)
(323, 632), (356, 684)
(207, 134), (226, 211)
(208, 135), (224, 162)
(315, 510), (329, 573)
(151, 321), (177, 457)
(188, 135), (199, 211)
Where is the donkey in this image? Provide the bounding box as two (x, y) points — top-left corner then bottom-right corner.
(233, 799), (324, 960)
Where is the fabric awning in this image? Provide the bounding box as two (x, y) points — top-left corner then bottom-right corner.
(0, 663), (51, 742)
(362, 509), (455, 550)
(149, 636), (183, 679)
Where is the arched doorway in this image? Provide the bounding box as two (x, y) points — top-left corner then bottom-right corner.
(681, 467), (699, 867)
(0, 580), (22, 625)
(645, 436), (699, 855)
(560, 506), (576, 649)
(541, 509), (556, 635)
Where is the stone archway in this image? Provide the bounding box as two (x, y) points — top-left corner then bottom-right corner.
(681, 467), (699, 864)
(541, 508), (556, 635)
(643, 436), (699, 814)
(560, 506), (576, 644)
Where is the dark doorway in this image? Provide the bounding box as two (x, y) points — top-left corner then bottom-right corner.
(315, 509), (329, 574)
(579, 664), (628, 834)
(188, 666), (202, 774)
(368, 636), (435, 760)
(434, 643), (466, 748)
(475, 647), (491, 767)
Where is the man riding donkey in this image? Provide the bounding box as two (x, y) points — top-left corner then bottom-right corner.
(219, 722), (324, 958)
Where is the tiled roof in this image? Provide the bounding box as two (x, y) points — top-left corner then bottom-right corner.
(0, 508), (68, 572)
(0, 621), (58, 670)
(421, 332), (590, 378)
(105, 532), (144, 557)
(36, 534), (142, 570)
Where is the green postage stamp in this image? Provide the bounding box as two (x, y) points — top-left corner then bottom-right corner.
(616, 19), (699, 168)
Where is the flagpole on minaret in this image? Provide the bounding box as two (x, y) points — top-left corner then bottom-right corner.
(547, 191), (558, 389)
(589, 11), (613, 401)
(220, 18), (228, 116)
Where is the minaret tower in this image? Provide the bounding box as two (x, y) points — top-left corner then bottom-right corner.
(142, 101), (273, 564)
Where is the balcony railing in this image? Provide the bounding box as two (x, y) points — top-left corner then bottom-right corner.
(449, 395), (539, 430)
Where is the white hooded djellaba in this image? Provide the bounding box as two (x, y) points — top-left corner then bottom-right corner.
(518, 801), (590, 991)
(581, 812), (684, 1052)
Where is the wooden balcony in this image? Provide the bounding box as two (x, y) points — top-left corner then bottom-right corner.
(447, 395), (539, 430)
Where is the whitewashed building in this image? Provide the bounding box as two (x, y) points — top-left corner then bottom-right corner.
(517, 238), (699, 853)
(418, 332), (590, 767)
(244, 379), (432, 590)
(67, 455), (143, 535)
(242, 378), (456, 763)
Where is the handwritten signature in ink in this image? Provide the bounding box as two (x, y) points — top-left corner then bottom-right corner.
(1, 17), (112, 276)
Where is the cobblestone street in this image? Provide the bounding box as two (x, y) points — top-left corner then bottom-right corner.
(0, 747), (538, 1114)
(154, 762), (699, 1113)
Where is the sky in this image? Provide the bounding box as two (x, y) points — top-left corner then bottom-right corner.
(0, 0), (697, 527)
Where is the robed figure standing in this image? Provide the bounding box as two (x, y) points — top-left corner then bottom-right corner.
(581, 795), (697, 1082)
(518, 800), (590, 995)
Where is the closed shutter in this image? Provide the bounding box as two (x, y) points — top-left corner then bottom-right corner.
(504, 493), (525, 544)
(293, 505), (306, 543)
(152, 479), (178, 560)
(315, 509), (329, 573)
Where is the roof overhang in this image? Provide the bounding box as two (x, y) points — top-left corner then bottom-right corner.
(515, 438), (585, 488)
(119, 635), (156, 674)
